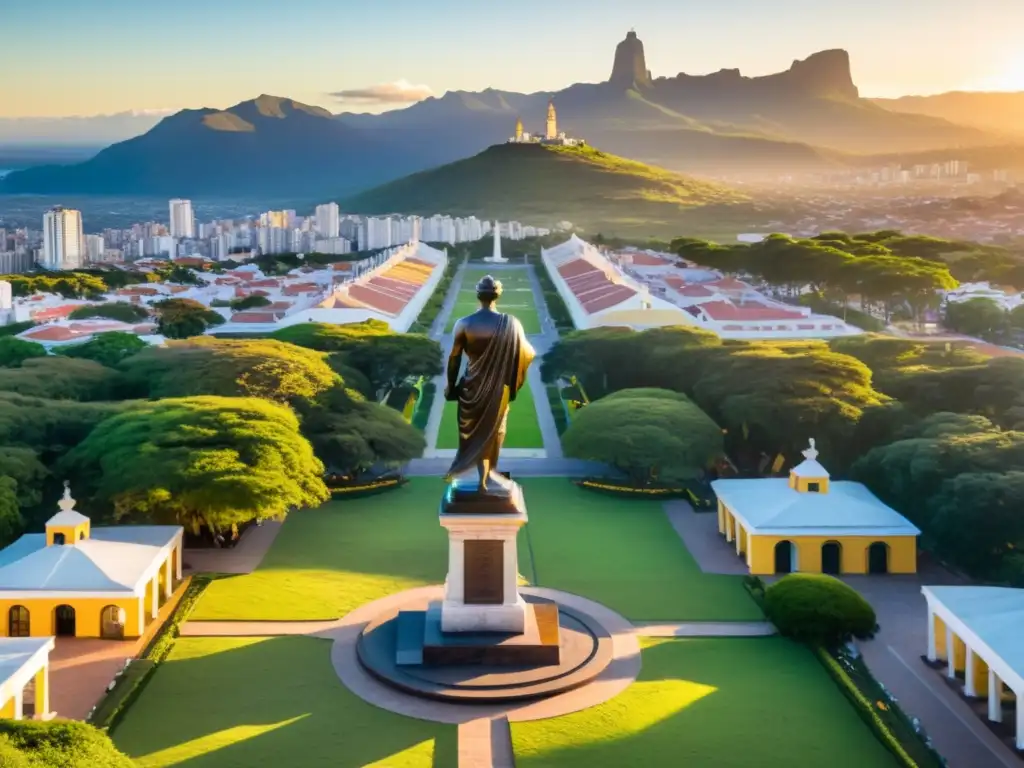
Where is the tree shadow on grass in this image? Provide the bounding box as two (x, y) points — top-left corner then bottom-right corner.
(113, 635), (457, 768)
(511, 638), (899, 768)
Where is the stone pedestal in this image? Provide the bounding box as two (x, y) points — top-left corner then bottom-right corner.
(439, 481), (528, 634)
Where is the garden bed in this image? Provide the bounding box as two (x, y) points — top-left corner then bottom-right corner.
(576, 478), (688, 499)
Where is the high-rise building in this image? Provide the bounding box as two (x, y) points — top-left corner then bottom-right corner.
(41, 207), (85, 270)
(85, 234), (106, 263)
(315, 203), (341, 239)
(169, 199), (195, 239)
(0, 281), (12, 311)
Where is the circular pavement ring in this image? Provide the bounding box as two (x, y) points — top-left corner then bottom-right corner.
(327, 585), (641, 725)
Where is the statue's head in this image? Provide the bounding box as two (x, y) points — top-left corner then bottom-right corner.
(476, 275), (503, 305)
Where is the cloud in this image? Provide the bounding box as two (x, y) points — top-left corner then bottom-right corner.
(328, 79), (434, 105)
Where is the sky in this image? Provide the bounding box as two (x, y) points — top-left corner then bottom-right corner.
(3, 0), (1024, 118)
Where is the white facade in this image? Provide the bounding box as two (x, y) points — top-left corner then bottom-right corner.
(168, 199), (195, 239)
(0, 281), (12, 311)
(41, 207), (84, 270)
(85, 234), (105, 263)
(315, 203), (340, 239)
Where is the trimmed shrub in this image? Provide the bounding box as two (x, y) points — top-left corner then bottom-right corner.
(765, 573), (877, 646)
(68, 301), (149, 323)
(0, 720), (134, 766)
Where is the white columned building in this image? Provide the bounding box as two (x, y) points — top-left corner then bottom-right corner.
(922, 585), (1024, 750)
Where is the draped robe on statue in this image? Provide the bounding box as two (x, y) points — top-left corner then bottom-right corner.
(447, 313), (535, 479)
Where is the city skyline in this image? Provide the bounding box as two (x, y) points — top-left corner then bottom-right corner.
(4, 0), (1024, 119)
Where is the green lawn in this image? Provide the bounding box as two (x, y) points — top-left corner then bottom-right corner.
(445, 267), (541, 335)
(519, 478), (761, 621)
(113, 636), (456, 768)
(190, 479), (450, 621)
(511, 637), (898, 768)
(436, 378), (544, 450)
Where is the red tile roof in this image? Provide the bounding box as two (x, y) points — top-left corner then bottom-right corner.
(697, 301), (806, 321)
(282, 282), (320, 296)
(230, 312), (282, 323)
(705, 277), (751, 292)
(348, 284), (406, 315)
(628, 253), (670, 266)
(581, 286), (636, 313)
(558, 259), (598, 279)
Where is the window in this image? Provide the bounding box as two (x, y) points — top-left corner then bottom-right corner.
(52, 532), (65, 545)
(807, 482), (820, 493)
(8, 606), (29, 637)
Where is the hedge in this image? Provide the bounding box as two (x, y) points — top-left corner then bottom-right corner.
(328, 477), (406, 499)
(412, 381), (436, 431)
(764, 573), (877, 646)
(816, 646), (947, 768)
(545, 383), (569, 435)
(575, 478), (687, 498)
(91, 576), (210, 733)
(534, 262), (575, 332)
(0, 720), (134, 767)
(412, 257), (459, 331)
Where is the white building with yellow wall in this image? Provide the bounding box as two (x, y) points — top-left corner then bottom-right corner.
(0, 486), (183, 640)
(711, 440), (920, 575)
(0, 637), (54, 719)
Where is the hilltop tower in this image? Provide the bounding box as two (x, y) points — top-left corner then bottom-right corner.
(514, 117), (524, 142)
(545, 100), (557, 140)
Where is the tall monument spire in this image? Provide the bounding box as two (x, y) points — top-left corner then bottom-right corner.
(545, 100), (557, 140)
(485, 221), (508, 263)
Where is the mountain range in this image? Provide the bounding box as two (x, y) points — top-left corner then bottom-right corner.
(0, 31), (1015, 198)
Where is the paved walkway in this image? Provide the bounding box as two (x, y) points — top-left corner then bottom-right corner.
(182, 520), (282, 575)
(663, 501), (749, 575)
(633, 621), (776, 637)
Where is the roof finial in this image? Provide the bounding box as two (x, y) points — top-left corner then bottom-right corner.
(58, 480), (76, 512)
(802, 438), (818, 462)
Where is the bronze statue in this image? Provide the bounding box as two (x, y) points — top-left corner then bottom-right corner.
(444, 275), (535, 493)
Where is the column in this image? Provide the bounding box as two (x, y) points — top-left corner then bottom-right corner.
(725, 514), (734, 543)
(1016, 689), (1024, 750)
(717, 504), (725, 535)
(175, 545), (183, 580)
(13, 689), (22, 720)
(137, 599), (145, 637)
(988, 669), (1003, 723)
(163, 557), (173, 599)
(926, 609), (937, 662)
(946, 627), (957, 679)
(34, 666), (48, 719)
(150, 575), (159, 619)
(964, 647), (978, 697)
(735, 526), (743, 555)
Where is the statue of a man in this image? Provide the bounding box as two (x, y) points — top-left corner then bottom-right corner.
(444, 275), (535, 493)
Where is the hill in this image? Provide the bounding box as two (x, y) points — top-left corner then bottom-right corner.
(342, 143), (758, 238)
(0, 95), (446, 198)
(1, 33), (1002, 197)
(872, 91), (1024, 138)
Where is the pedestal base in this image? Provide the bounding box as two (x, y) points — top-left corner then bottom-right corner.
(440, 594), (528, 634)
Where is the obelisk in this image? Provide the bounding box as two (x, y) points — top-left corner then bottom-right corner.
(484, 221), (508, 263)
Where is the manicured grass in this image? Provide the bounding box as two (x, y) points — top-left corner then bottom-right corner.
(191, 479), (450, 621)
(113, 636), (456, 768)
(511, 637), (898, 768)
(445, 267), (541, 335)
(436, 379), (544, 450)
(520, 478), (762, 621)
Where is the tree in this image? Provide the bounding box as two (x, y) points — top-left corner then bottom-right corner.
(119, 337), (338, 405)
(61, 396), (329, 535)
(944, 298), (1008, 340)
(0, 720), (134, 767)
(765, 574), (877, 647)
(272, 321), (442, 397)
(153, 298), (225, 339)
(68, 302), (150, 323)
(0, 393), (115, 464)
(0, 337), (46, 368)
(57, 332), (148, 368)
(229, 295), (272, 312)
(297, 386), (425, 476)
(0, 357), (120, 401)
(0, 477), (23, 547)
(0, 447), (48, 507)
(561, 389), (724, 483)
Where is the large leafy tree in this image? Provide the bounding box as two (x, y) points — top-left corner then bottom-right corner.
(57, 332), (148, 368)
(562, 389), (724, 483)
(944, 297), (1008, 341)
(273, 321), (442, 397)
(0, 337), (46, 369)
(119, 337), (338, 404)
(61, 396), (329, 534)
(0, 477), (23, 547)
(68, 302), (150, 323)
(154, 298), (225, 339)
(0, 357), (120, 401)
(0, 447), (48, 508)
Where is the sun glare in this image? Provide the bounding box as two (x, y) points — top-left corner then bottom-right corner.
(976, 55), (1024, 91)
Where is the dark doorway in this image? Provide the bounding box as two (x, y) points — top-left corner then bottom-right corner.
(774, 541), (795, 574)
(52, 533), (65, 545)
(822, 542), (842, 575)
(868, 542), (889, 574)
(54, 605), (76, 637)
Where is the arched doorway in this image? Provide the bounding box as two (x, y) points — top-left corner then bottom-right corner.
(822, 542), (842, 575)
(868, 542), (889, 574)
(7, 606), (29, 637)
(100, 606), (125, 640)
(54, 605), (76, 637)
(52, 532), (65, 545)
(774, 541), (797, 574)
